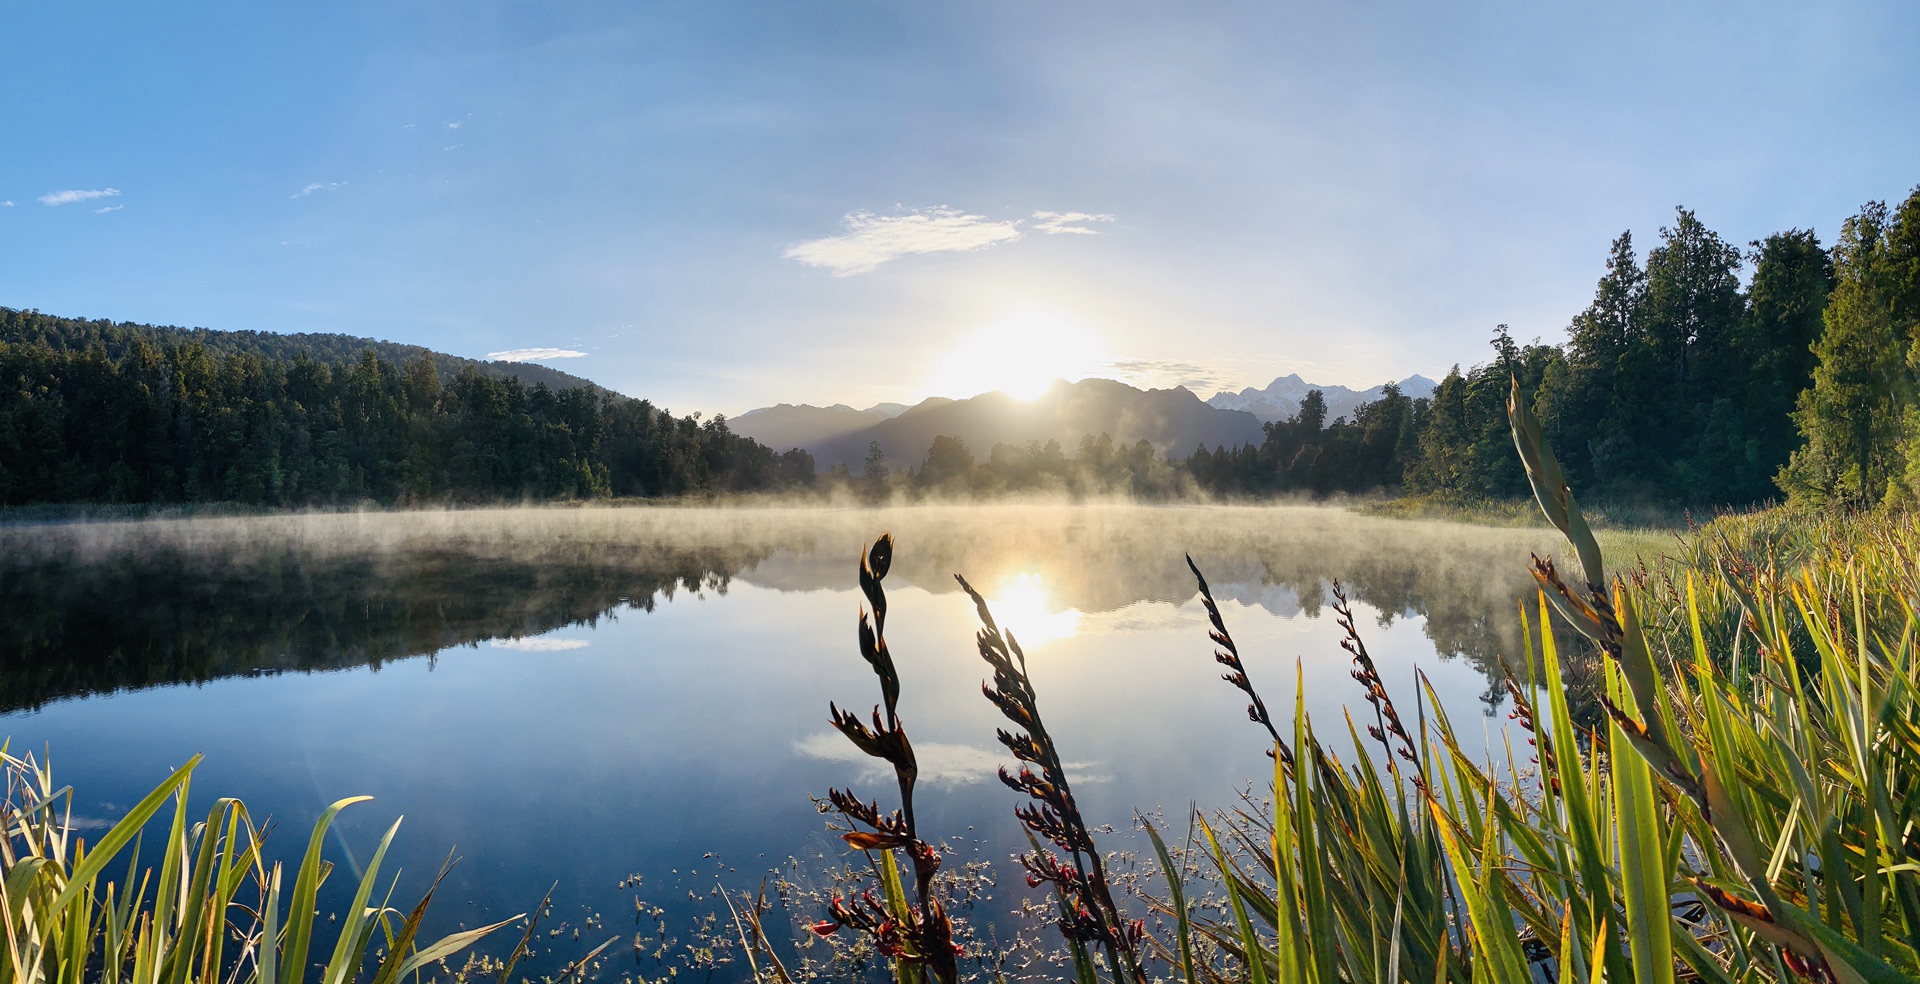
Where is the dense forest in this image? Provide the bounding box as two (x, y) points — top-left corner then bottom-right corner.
(1180, 188), (1914, 509)
(0, 309), (814, 506)
(5, 183), (1916, 510)
(1, 310), (606, 392)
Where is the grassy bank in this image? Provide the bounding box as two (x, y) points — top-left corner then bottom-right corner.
(1357, 490), (1701, 531)
(1139, 405), (1920, 983)
(1131, 502), (1920, 983)
(0, 751), (518, 984)
(789, 394), (1920, 983)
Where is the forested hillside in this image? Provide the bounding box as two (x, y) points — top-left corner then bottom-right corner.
(0, 311), (814, 506)
(2, 309), (605, 392)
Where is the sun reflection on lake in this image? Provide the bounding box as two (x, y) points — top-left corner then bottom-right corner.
(985, 572), (1082, 648)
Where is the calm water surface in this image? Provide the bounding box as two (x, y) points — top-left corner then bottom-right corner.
(0, 504), (1576, 979)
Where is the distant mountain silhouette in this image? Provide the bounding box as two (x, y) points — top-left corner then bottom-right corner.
(728, 401), (910, 452)
(805, 378), (1266, 471)
(1208, 373), (1438, 423)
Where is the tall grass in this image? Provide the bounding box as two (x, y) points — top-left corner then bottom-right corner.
(0, 749), (513, 984)
(779, 376), (1920, 983)
(1131, 381), (1920, 983)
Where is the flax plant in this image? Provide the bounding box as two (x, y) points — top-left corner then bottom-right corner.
(1147, 380), (1920, 983)
(0, 747), (512, 984)
(810, 534), (960, 984)
(1151, 567), (1459, 984)
(955, 576), (1147, 984)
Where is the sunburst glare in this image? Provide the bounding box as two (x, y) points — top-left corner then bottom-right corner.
(923, 308), (1109, 401)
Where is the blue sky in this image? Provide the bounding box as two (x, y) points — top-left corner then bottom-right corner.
(2, 1), (1915, 416)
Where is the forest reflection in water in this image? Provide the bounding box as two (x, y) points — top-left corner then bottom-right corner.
(1, 503), (1590, 713)
(0, 503), (1649, 981)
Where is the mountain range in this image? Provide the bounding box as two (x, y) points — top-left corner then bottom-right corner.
(729, 401), (911, 453)
(731, 372), (1434, 471)
(1206, 373), (1438, 423)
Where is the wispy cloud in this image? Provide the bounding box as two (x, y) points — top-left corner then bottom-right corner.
(489, 637), (590, 651)
(0, 201), (13, 207)
(1032, 210), (1116, 235)
(786, 206), (1023, 276)
(292, 181), (345, 199)
(1097, 358), (1238, 393)
(786, 206), (1117, 275)
(488, 347), (588, 362)
(446, 121), (462, 129)
(39, 188), (120, 207)
(443, 144), (463, 152)
(94, 205), (123, 214)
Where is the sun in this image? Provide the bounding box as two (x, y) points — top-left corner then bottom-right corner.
(924, 308), (1107, 401)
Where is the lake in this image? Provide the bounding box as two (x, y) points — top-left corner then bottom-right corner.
(0, 504), (1589, 981)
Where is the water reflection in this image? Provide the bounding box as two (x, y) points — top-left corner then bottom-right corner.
(0, 504), (1603, 981)
(0, 505), (1574, 713)
(979, 572), (1083, 648)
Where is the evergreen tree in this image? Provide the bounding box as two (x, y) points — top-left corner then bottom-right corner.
(1736, 230), (1832, 498)
(1639, 208), (1747, 500)
(1401, 329), (1561, 500)
(1547, 230), (1646, 493)
(1780, 198), (1913, 505)
(918, 435), (975, 488)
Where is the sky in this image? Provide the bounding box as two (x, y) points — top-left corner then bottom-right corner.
(2, 1), (1916, 417)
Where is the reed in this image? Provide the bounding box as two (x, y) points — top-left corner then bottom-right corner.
(727, 384), (1920, 981)
(1142, 380), (1920, 982)
(0, 748), (512, 984)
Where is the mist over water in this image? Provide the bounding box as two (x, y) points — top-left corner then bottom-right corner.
(0, 504), (1599, 979)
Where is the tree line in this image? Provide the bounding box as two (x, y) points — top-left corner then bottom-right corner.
(0, 309), (814, 506)
(1178, 188), (1918, 508)
(841, 432), (1189, 499)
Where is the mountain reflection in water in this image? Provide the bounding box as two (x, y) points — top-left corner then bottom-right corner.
(1, 504), (1574, 712)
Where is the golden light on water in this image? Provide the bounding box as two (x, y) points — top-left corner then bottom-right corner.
(985, 572), (1082, 648)
(924, 308), (1108, 401)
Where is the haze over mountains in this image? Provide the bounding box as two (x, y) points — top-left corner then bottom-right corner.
(1207, 373), (1438, 423)
(732, 373), (1434, 471)
(730, 401), (910, 455)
